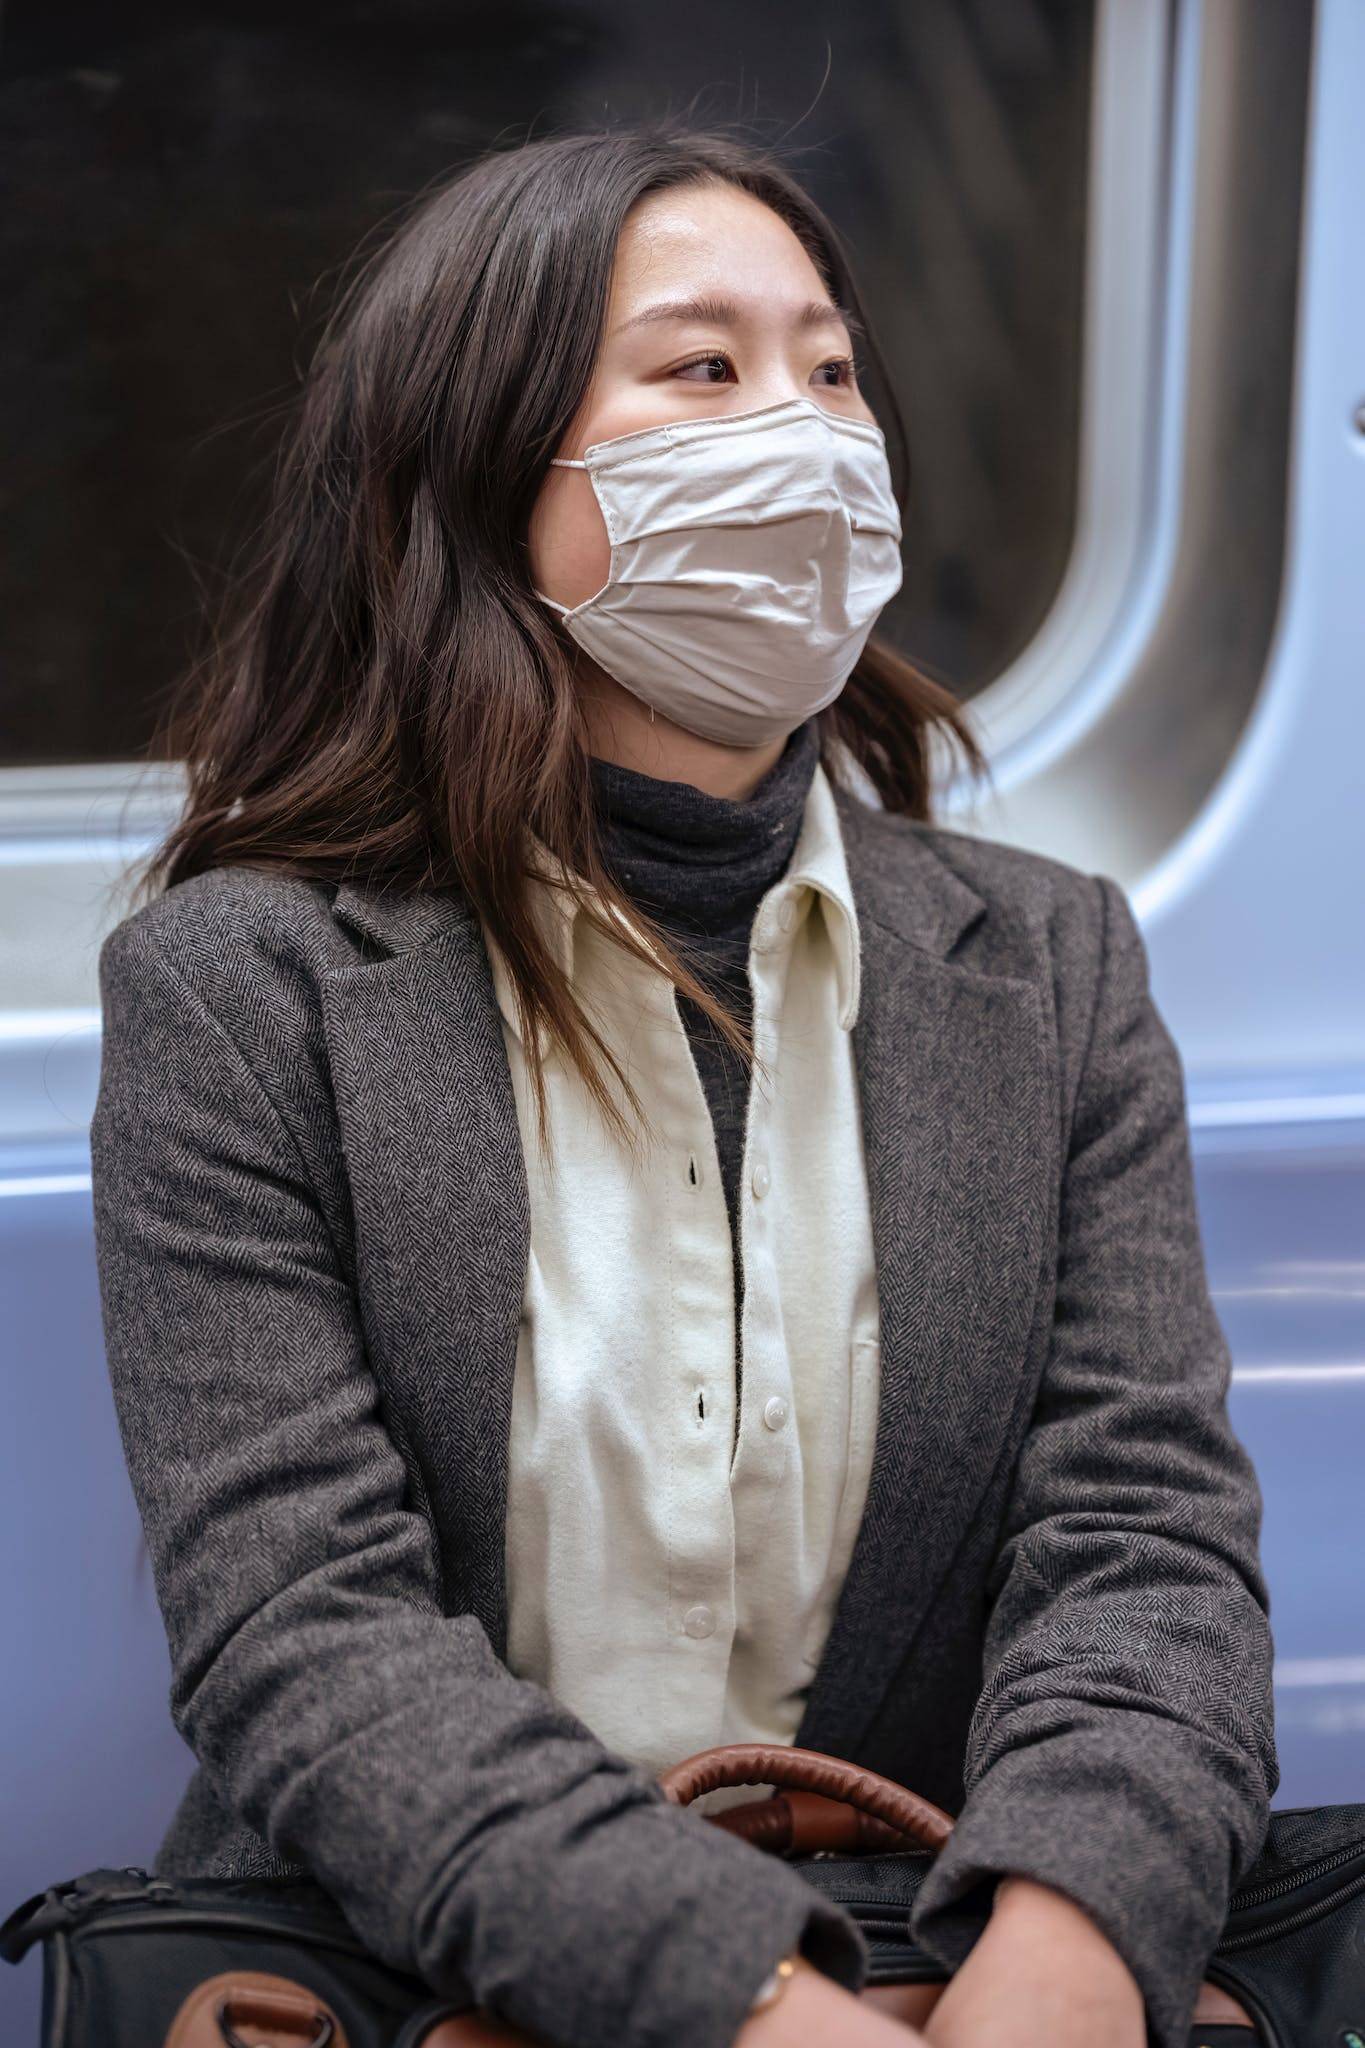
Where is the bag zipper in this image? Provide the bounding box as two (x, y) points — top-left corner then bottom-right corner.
(33, 1857), (1365, 1981)
(1226, 1840), (1365, 1911)
(1216, 1859), (1365, 1954)
(822, 1846), (1365, 1959)
(62, 1904), (386, 1962)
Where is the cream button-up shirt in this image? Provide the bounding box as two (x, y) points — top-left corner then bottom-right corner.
(483, 758), (882, 1801)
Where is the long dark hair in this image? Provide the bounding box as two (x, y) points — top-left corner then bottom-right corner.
(129, 119), (989, 1156)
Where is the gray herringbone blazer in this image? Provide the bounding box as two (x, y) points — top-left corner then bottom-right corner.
(89, 783), (1278, 2048)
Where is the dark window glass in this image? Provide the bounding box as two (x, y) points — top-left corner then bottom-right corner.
(0, 0), (1093, 767)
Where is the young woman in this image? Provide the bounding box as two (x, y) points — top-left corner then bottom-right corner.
(91, 124), (1276, 2048)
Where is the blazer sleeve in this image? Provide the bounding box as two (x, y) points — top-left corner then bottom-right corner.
(89, 914), (868, 2048)
(906, 873), (1280, 2048)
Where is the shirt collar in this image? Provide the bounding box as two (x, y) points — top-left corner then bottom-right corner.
(766, 755), (862, 1030)
(509, 755), (862, 1034)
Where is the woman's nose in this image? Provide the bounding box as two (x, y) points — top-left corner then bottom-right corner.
(748, 376), (813, 409)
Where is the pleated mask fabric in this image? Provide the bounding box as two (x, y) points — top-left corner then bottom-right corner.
(532, 396), (905, 747)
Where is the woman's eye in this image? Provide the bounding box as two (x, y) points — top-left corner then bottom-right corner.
(672, 352), (735, 383)
(669, 352), (859, 387)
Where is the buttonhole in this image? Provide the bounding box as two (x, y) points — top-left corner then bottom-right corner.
(688, 1155), (697, 1185)
(697, 1390), (705, 1422)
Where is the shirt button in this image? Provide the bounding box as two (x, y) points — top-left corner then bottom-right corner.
(763, 1395), (789, 1431)
(682, 1604), (716, 1639)
(751, 1160), (771, 1200)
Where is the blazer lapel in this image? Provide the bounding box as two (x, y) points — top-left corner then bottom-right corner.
(321, 881), (529, 1657)
(792, 786), (1056, 1763)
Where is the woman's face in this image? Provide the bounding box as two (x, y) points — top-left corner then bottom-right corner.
(527, 181), (876, 619)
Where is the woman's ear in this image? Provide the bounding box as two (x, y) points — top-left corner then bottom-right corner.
(526, 457), (610, 613)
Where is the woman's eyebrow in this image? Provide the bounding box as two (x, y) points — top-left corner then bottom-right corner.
(613, 292), (864, 340)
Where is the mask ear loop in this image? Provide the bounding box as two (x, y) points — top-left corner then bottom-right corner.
(536, 457), (658, 724)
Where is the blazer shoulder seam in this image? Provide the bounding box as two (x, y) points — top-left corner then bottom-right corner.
(1061, 873), (1120, 1150)
(103, 918), (329, 1226)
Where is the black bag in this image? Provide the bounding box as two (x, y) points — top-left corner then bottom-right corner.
(7, 1757), (1365, 2048)
(0, 1867), (477, 2048)
(659, 1744), (1365, 2048)
(795, 1807), (1365, 2047)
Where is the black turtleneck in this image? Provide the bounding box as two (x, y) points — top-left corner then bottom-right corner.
(586, 716), (822, 1396)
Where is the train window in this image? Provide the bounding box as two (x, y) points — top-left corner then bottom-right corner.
(0, 0), (1096, 771)
(941, 0), (1313, 883)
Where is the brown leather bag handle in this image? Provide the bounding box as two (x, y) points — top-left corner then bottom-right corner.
(656, 1741), (956, 1856)
(164, 1970), (346, 2048)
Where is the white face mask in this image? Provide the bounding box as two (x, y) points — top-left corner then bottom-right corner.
(532, 395), (904, 749)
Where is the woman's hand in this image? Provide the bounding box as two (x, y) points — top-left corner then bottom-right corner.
(920, 1875), (1147, 2048)
(736, 1953), (930, 2046)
